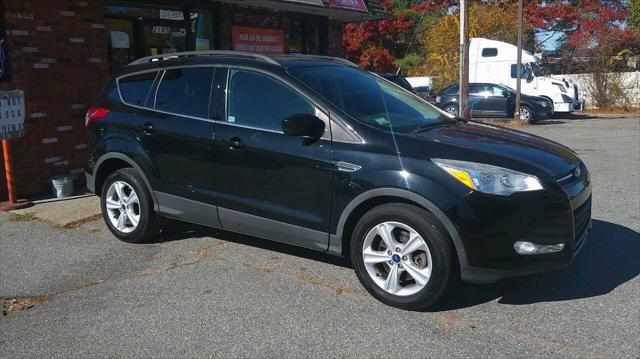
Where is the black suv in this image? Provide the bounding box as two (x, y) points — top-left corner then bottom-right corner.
(85, 51), (591, 310)
(436, 83), (554, 123)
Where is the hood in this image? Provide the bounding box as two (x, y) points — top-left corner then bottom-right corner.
(412, 122), (580, 177)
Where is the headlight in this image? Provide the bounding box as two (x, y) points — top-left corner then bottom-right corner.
(432, 159), (543, 196)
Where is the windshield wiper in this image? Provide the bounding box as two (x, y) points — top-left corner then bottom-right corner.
(411, 121), (454, 134)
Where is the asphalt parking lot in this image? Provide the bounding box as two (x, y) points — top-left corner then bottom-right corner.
(1, 115), (638, 358)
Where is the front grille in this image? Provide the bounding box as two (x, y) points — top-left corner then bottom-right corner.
(573, 195), (592, 244)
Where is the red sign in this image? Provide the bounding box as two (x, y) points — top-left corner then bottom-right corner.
(231, 26), (284, 55)
(328, 0), (368, 12)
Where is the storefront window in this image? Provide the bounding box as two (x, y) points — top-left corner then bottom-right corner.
(104, 5), (184, 21)
(143, 25), (187, 56)
(104, 2), (215, 72)
(191, 11), (214, 51)
(289, 19), (304, 54)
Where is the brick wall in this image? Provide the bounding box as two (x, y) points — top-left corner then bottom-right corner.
(0, 0), (109, 199)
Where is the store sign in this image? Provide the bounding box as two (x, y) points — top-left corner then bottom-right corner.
(0, 91), (25, 140)
(328, 0), (368, 12)
(231, 26), (284, 55)
(159, 9), (184, 21)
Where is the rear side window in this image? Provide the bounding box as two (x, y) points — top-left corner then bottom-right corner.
(482, 48), (498, 57)
(119, 72), (158, 107)
(227, 70), (314, 131)
(155, 67), (215, 118)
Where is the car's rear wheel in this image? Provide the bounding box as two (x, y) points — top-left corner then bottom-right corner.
(443, 104), (458, 117)
(101, 168), (158, 243)
(520, 105), (534, 124)
(350, 203), (455, 310)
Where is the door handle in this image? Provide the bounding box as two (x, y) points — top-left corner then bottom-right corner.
(141, 121), (153, 136)
(228, 136), (245, 150)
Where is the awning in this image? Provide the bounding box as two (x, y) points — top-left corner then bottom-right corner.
(217, 0), (389, 22)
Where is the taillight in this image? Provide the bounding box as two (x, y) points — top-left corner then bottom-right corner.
(85, 107), (110, 128)
(435, 96), (441, 103)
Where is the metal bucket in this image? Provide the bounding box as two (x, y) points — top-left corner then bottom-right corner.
(51, 175), (74, 198)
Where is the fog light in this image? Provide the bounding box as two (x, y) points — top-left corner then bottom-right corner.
(514, 241), (565, 255)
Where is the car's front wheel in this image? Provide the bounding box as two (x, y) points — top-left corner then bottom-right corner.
(350, 203), (455, 310)
(520, 105), (534, 124)
(101, 168), (158, 243)
(443, 104), (459, 117)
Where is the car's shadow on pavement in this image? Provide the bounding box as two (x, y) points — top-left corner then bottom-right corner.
(430, 219), (640, 311)
(154, 218), (638, 310)
(156, 220), (350, 268)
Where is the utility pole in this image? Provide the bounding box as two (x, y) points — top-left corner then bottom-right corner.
(514, 0), (523, 121)
(459, 0), (469, 119)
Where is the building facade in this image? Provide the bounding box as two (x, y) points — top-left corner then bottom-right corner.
(0, 0), (386, 201)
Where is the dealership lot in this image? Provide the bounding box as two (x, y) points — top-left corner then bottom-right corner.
(0, 115), (638, 357)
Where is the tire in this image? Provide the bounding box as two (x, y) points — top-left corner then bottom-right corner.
(443, 104), (459, 117)
(520, 105), (534, 124)
(350, 203), (456, 310)
(100, 168), (158, 243)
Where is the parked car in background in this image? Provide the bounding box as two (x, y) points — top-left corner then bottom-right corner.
(376, 72), (417, 93)
(86, 52), (590, 310)
(435, 83), (553, 123)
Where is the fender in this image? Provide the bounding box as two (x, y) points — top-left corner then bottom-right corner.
(90, 152), (159, 211)
(329, 188), (469, 266)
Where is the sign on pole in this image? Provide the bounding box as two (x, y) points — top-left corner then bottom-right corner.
(0, 91), (25, 140)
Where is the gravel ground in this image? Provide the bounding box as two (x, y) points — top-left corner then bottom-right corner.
(1, 115), (638, 358)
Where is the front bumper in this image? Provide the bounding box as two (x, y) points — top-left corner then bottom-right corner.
(553, 102), (573, 113)
(454, 165), (592, 284)
(461, 221), (591, 283)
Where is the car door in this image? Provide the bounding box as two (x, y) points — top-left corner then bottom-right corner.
(213, 68), (334, 251)
(484, 85), (510, 117)
(468, 84), (490, 117)
(144, 66), (221, 226)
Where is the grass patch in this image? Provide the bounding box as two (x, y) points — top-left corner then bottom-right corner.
(8, 212), (38, 222)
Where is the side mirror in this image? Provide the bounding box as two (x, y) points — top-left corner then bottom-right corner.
(502, 90), (509, 97)
(282, 113), (325, 138)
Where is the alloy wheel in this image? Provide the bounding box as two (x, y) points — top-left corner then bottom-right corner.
(520, 107), (532, 122)
(362, 221), (433, 296)
(105, 181), (141, 234)
(445, 105), (458, 117)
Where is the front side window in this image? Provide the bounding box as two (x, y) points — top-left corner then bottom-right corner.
(227, 70), (315, 131)
(290, 66), (450, 132)
(155, 67), (215, 118)
(119, 71), (158, 107)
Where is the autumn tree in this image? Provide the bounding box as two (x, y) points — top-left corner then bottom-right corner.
(342, 0), (452, 72)
(418, 1), (532, 88)
(631, 0), (640, 34)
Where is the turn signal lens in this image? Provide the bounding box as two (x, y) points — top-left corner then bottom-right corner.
(441, 167), (476, 189)
(85, 107), (110, 128)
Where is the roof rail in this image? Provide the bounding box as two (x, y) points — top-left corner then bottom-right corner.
(281, 55), (359, 68)
(128, 50), (281, 66)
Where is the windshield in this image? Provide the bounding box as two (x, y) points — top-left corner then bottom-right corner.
(289, 66), (451, 132)
(530, 62), (554, 76)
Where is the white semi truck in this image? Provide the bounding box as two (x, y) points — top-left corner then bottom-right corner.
(469, 38), (584, 113)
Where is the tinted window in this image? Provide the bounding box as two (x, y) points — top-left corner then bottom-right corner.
(119, 72), (158, 107)
(290, 66), (450, 132)
(154, 67), (214, 118)
(444, 85), (459, 95)
(227, 70), (314, 131)
(482, 48), (498, 57)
